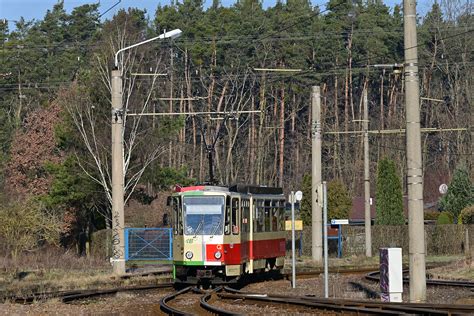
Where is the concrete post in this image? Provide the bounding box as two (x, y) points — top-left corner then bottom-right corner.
(111, 69), (126, 275)
(404, 0), (426, 302)
(363, 88), (372, 257)
(311, 86), (323, 263)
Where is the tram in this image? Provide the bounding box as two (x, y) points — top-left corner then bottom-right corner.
(169, 184), (286, 284)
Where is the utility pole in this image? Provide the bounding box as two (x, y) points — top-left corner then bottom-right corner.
(311, 86), (323, 263)
(404, 0), (426, 302)
(111, 69), (125, 275)
(110, 29), (182, 275)
(363, 88), (372, 257)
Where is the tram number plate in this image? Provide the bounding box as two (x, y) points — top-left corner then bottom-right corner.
(197, 270), (212, 278)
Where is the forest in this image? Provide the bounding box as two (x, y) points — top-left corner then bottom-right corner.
(0, 0), (472, 249)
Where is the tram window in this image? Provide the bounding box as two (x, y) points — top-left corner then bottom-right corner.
(225, 196), (231, 235)
(279, 200), (285, 231)
(242, 199), (249, 233)
(232, 198), (239, 234)
(253, 203), (257, 233)
(172, 197), (182, 235)
(255, 200), (264, 233)
(172, 197), (178, 235)
(264, 200), (271, 232)
(272, 201), (278, 231)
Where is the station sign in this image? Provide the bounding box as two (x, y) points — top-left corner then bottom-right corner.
(330, 219), (349, 225)
(285, 220), (303, 231)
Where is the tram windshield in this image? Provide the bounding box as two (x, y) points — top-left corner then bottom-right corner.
(183, 196), (224, 235)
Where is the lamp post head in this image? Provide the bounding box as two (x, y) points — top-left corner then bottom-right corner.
(159, 29), (182, 40)
(114, 28), (183, 68)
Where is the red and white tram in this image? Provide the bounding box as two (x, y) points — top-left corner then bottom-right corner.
(169, 184), (286, 284)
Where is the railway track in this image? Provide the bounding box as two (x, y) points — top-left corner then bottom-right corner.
(160, 286), (239, 316)
(160, 285), (474, 315)
(365, 270), (474, 288)
(220, 287), (474, 315)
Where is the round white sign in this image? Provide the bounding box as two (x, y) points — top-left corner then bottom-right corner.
(439, 184), (448, 195)
(295, 191), (303, 201)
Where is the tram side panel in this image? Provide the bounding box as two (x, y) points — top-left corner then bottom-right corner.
(250, 197), (286, 272)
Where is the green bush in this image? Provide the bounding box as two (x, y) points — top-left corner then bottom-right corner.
(439, 166), (474, 222)
(424, 211), (441, 221)
(436, 211), (454, 225)
(458, 205), (474, 224)
(328, 179), (352, 220)
(299, 176), (352, 225)
(300, 174), (312, 226)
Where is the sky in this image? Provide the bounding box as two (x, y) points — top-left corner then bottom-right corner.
(1, 0), (435, 28)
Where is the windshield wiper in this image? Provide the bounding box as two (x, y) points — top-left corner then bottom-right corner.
(210, 221), (222, 237)
(194, 219), (204, 238)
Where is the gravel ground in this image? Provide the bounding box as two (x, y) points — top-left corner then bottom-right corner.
(1, 273), (473, 315)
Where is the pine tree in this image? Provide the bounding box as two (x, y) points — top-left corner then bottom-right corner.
(439, 166), (474, 221)
(375, 158), (405, 225)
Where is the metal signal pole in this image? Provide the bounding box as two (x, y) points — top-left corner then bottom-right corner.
(111, 69), (126, 274)
(311, 86), (323, 264)
(404, 0), (426, 302)
(363, 88), (372, 257)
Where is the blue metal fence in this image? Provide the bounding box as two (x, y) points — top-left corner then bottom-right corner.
(125, 228), (173, 261)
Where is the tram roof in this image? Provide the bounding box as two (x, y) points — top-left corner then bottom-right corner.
(174, 184), (283, 195)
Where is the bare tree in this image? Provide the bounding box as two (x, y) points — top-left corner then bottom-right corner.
(61, 22), (173, 225)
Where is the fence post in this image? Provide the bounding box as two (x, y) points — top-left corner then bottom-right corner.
(169, 228), (173, 260)
(124, 228), (129, 261)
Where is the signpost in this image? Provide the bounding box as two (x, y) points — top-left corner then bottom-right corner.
(290, 190), (303, 289)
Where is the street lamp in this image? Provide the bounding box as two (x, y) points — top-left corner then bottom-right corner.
(114, 29), (183, 68)
(110, 29), (182, 275)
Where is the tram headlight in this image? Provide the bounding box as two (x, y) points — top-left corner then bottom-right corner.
(214, 251), (222, 259)
(185, 251), (193, 259)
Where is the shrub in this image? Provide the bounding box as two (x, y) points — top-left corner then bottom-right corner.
(299, 177), (352, 225)
(375, 158), (405, 225)
(458, 205), (474, 224)
(300, 174), (312, 226)
(328, 179), (352, 220)
(436, 211), (454, 225)
(439, 166), (474, 222)
(424, 210), (441, 221)
(0, 199), (61, 258)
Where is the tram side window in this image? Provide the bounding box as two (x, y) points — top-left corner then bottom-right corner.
(172, 197), (182, 235)
(271, 200), (279, 231)
(225, 196), (231, 235)
(264, 200), (271, 232)
(242, 199), (249, 233)
(232, 198), (239, 234)
(255, 200), (264, 233)
(279, 200), (285, 231)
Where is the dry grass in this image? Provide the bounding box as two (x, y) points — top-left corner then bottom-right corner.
(0, 246), (170, 297)
(291, 254), (464, 271)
